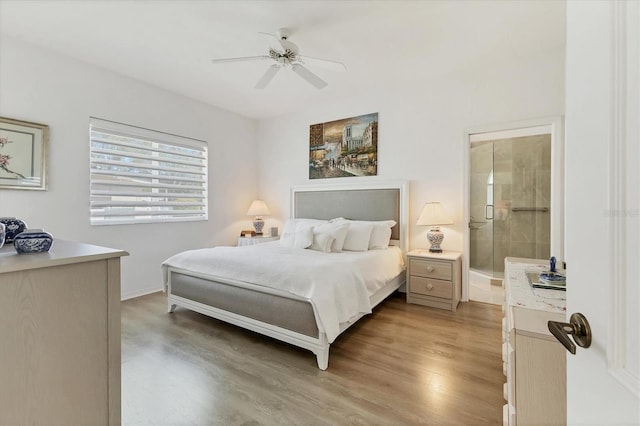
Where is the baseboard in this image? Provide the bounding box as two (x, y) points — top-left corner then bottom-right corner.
(121, 286), (163, 301)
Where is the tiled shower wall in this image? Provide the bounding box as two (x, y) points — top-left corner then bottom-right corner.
(470, 135), (551, 276)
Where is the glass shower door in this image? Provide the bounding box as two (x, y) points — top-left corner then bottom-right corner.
(470, 134), (552, 277)
(469, 141), (494, 275)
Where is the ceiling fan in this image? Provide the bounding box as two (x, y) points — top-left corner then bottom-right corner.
(211, 28), (347, 90)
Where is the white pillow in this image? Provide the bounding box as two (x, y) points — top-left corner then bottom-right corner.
(279, 232), (295, 247)
(368, 220), (397, 249)
(282, 218), (328, 236)
(309, 232), (335, 253)
(280, 224), (314, 249)
(313, 222), (350, 252)
(331, 218), (396, 250)
(341, 221), (374, 251)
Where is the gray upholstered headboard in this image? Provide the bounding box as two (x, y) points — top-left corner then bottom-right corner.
(290, 181), (408, 252)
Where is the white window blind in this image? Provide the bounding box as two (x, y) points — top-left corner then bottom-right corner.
(89, 118), (208, 225)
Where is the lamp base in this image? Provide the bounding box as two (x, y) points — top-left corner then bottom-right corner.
(253, 218), (265, 235)
(427, 228), (444, 253)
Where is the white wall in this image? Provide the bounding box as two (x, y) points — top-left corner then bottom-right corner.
(256, 47), (565, 260)
(0, 37), (564, 299)
(0, 37), (258, 299)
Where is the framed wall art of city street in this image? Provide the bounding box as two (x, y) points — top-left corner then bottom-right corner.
(309, 112), (378, 179)
(0, 117), (49, 190)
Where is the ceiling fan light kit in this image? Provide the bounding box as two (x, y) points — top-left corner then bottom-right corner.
(211, 28), (346, 90)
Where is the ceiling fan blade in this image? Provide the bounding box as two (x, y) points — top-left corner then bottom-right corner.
(255, 64), (281, 89)
(211, 56), (269, 64)
(298, 55), (347, 73)
(291, 64), (327, 89)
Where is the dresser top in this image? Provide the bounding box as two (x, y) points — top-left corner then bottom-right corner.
(505, 257), (566, 314)
(0, 239), (128, 274)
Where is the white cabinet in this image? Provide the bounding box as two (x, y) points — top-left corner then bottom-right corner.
(0, 240), (127, 425)
(503, 257), (566, 426)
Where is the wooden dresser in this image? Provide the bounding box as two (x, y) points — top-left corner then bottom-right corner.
(406, 250), (461, 311)
(0, 240), (128, 425)
(503, 257), (566, 425)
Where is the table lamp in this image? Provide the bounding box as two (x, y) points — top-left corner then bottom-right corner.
(417, 202), (453, 253)
(247, 200), (271, 235)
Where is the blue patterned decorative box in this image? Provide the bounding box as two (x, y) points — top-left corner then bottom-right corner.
(0, 217), (27, 243)
(13, 229), (54, 254)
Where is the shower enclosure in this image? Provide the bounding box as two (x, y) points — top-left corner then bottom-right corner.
(469, 133), (551, 277)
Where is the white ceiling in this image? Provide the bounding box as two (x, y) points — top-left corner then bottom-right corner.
(0, 0), (566, 120)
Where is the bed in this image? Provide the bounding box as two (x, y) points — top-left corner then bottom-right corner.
(162, 181), (409, 370)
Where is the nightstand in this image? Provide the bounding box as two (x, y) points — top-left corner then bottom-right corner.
(237, 235), (279, 246)
(406, 250), (462, 312)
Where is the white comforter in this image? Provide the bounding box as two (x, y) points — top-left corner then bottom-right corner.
(162, 243), (405, 343)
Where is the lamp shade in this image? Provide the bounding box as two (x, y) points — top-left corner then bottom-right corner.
(416, 202), (453, 226)
(246, 200), (271, 217)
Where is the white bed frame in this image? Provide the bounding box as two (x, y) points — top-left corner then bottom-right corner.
(166, 180), (409, 370)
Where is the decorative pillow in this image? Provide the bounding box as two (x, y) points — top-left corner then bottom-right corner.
(279, 232), (295, 247)
(331, 218), (396, 250)
(282, 218), (328, 236)
(341, 221), (374, 251)
(313, 222), (350, 252)
(280, 223), (314, 249)
(368, 220), (397, 249)
(309, 232), (335, 253)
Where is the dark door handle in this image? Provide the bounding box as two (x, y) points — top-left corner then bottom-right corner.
(548, 312), (592, 354)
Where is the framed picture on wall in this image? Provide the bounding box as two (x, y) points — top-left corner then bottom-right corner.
(0, 116), (49, 190)
(309, 112), (378, 179)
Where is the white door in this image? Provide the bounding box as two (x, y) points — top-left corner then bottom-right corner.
(565, 1), (639, 424)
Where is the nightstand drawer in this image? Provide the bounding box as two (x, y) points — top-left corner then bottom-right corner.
(409, 258), (452, 280)
(409, 276), (452, 299)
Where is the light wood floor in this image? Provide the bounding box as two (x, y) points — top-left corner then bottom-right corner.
(122, 292), (504, 425)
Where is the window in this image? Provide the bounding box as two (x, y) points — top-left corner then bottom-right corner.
(89, 118), (208, 225)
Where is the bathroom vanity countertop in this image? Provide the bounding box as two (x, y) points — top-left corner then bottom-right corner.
(502, 257), (567, 426)
(504, 257), (566, 315)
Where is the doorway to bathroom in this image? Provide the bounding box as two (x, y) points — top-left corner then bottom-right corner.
(464, 118), (564, 304)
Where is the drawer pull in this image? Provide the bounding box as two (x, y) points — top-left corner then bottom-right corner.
(426, 266), (435, 272)
(426, 283), (433, 290)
